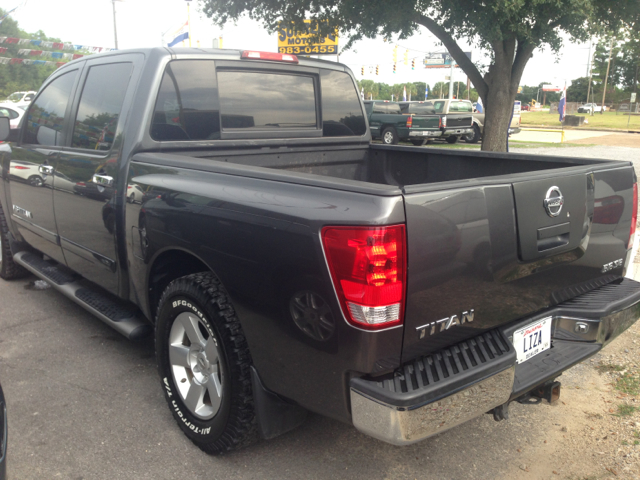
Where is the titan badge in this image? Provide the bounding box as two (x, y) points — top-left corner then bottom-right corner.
(12, 205), (33, 219)
(416, 309), (475, 339)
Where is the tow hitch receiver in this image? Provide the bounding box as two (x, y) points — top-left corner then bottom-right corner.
(516, 380), (562, 406)
(531, 381), (561, 405)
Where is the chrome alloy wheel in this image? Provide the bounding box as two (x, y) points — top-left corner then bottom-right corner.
(383, 130), (394, 144)
(169, 312), (223, 420)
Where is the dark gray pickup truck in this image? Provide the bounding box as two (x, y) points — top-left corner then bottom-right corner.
(0, 48), (638, 454)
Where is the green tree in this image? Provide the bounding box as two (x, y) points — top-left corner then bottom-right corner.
(412, 82), (429, 100)
(359, 79), (378, 100)
(0, 9), (75, 98)
(566, 77), (591, 103)
(201, 0), (639, 151)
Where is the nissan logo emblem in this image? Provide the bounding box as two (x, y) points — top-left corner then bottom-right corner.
(544, 186), (564, 217)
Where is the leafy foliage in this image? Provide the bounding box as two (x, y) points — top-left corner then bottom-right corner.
(0, 9), (76, 99)
(201, 0), (640, 151)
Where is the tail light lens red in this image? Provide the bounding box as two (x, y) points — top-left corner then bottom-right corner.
(406, 115), (413, 128)
(593, 195), (624, 225)
(441, 116), (446, 128)
(321, 225), (406, 330)
(629, 183), (638, 249)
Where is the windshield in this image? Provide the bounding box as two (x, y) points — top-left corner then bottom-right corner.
(6, 92), (23, 102)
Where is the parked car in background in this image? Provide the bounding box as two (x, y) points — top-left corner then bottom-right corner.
(578, 103), (607, 113)
(4, 91), (36, 108)
(364, 100), (443, 145)
(9, 160), (44, 187)
(460, 99), (522, 143)
(0, 103), (25, 129)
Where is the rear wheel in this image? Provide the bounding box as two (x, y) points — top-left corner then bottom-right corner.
(446, 135), (461, 144)
(410, 139), (426, 146)
(156, 272), (257, 454)
(0, 203), (28, 280)
(463, 125), (481, 144)
(28, 175), (43, 187)
(381, 127), (399, 145)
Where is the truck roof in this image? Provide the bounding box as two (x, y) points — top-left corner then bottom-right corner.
(57, 47), (349, 73)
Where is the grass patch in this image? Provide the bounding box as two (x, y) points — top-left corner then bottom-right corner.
(615, 372), (640, 396)
(615, 404), (639, 417)
(596, 363), (625, 374)
(521, 110), (640, 130)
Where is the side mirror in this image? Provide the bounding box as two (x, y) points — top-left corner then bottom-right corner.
(0, 117), (9, 142)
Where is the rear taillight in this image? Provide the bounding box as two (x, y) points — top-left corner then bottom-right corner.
(321, 225), (406, 330)
(241, 51), (298, 63)
(593, 195), (624, 224)
(406, 115), (413, 128)
(441, 116), (447, 128)
(629, 183), (637, 249)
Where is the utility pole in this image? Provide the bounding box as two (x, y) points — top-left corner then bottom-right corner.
(601, 38), (614, 115)
(586, 41), (596, 116)
(112, 0), (118, 49)
(448, 54), (454, 99)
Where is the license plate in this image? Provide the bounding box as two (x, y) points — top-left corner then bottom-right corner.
(513, 317), (551, 364)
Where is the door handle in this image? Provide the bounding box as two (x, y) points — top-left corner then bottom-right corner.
(39, 165), (54, 174)
(93, 174), (114, 187)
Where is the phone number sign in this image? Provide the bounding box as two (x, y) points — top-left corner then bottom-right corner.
(277, 20), (338, 55)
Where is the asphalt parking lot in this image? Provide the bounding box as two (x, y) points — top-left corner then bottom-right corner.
(1, 143), (639, 479)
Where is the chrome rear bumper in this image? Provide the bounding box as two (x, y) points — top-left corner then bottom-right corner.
(350, 278), (640, 446)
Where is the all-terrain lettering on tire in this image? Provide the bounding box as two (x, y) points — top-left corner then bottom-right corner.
(156, 272), (257, 454)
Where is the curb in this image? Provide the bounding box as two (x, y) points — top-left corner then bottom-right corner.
(521, 126), (640, 134)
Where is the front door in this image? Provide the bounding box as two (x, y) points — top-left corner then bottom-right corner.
(53, 59), (137, 294)
(9, 68), (81, 263)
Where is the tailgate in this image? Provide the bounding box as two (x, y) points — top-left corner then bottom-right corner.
(411, 115), (440, 129)
(445, 114), (473, 128)
(401, 167), (635, 362)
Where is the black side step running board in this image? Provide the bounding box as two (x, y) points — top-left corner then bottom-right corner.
(13, 252), (152, 341)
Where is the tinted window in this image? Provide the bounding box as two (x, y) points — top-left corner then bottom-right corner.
(24, 70), (78, 145)
(151, 60), (220, 141)
(72, 63), (132, 150)
(451, 101), (472, 113)
(408, 104), (435, 115)
(218, 71), (316, 129)
(372, 102), (401, 114)
(433, 101), (445, 114)
(320, 70), (366, 137)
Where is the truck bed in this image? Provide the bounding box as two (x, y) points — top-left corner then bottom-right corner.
(134, 142), (634, 364)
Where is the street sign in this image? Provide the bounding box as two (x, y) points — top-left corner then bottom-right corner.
(542, 84), (562, 92)
(631, 93), (637, 103)
(277, 20), (338, 55)
(423, 52), (471, 69)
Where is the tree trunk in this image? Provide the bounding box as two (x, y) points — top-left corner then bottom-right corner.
(481, 85), (515, 152)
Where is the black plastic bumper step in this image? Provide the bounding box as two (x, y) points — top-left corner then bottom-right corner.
(350, 330), (516, 408)
(19, 252), (77, 285)
(556, 277), (640, 317)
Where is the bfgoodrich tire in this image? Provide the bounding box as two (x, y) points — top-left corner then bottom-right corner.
(156, 272), (257, 454)
(0, 203), (28, 280)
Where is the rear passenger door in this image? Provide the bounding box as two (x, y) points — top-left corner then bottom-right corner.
(54, 54), (141, 294)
